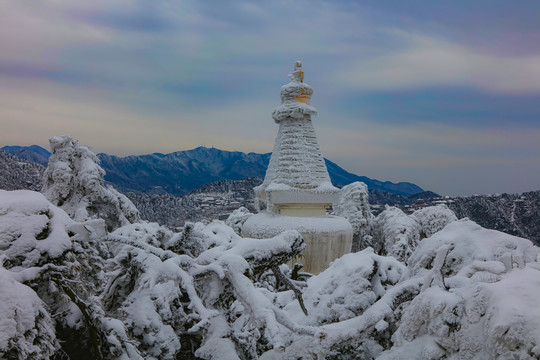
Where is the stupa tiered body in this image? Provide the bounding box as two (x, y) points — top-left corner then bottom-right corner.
(242, 62), (353, 274)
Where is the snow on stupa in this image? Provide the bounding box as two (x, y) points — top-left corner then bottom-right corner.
(254, 61), (339, 215)
(243, 61), (353, 274)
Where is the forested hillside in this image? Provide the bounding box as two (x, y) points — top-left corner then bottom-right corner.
(0, 150), (45, 191)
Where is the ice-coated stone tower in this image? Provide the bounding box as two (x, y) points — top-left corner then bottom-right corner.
(242, 61), (353, 274)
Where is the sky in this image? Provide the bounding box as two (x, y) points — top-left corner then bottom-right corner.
(1, 0), (539, 196)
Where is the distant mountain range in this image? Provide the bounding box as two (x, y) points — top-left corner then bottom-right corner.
(2, 145), (51, 166)
(1, 145), (424, 196)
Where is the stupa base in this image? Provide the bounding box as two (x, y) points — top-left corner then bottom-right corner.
(242, 212), (353, 274)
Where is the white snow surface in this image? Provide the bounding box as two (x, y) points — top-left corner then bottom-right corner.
(242, 211), (352, 238)
(408, 218), (537, 277)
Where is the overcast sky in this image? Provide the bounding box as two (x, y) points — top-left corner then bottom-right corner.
(1, 0), (539, 196)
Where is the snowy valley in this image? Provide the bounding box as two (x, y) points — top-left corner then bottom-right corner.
(1, 136), (539, 359)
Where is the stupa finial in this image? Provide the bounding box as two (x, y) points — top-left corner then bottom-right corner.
(289, 60), (304, 82)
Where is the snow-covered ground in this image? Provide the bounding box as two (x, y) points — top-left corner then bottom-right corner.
(1, 136), (539, 359)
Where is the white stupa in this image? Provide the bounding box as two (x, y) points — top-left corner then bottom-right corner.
(242, 61), (353, 274)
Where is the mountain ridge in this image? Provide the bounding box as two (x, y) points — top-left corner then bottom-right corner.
(2, 144), (424, 196)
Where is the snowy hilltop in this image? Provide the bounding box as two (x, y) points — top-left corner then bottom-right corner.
(1, 135), (540, 360)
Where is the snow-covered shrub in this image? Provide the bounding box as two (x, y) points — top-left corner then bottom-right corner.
(334, 182), (374, 252)
(0, 266), (58, 359)
(4, 135), (540, 360)
(408, 219), (537, 278)
(264, 219), (540, 360)
(379, 219), (540, 360)
(372, 206), (421, 262)
(262, 257), (422, 360)
(411, 204), (458, 239)
(226, 206), (253, 235)
(291, 248), (407, 326)
(102, 239), (188, 359)
(42, 135), (140, 231)
(0, 189), (73, 269)
(104, 220), (312, 360)
(0, 190), (140, 360)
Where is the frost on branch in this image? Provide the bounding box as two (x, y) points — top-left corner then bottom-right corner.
(334, 181), (374, 252)
(42, 135), (140, 231)
(411, 204), (458, 239)
(372, 206), (421, 262)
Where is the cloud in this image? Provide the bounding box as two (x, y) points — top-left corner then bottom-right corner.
(333, 30), (540, 94)
(317, 117), (540, 195)
(0, 75), (277, 155)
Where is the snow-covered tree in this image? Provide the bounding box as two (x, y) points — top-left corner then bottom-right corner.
(371, 206), (421, 262)
(412, 204), (458, 239)
(334, 181), (375, 252)
(42, 135), (140, 231)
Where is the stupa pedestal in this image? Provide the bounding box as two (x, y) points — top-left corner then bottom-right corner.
(242, 212), (352, 274)
(242, 61), (352, 274)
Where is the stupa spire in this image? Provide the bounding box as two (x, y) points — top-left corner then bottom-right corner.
(255, 62), (339, 214)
